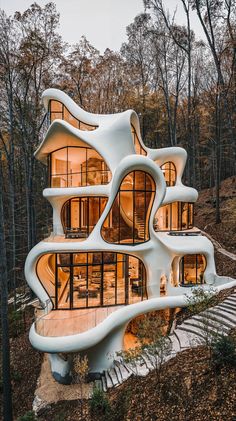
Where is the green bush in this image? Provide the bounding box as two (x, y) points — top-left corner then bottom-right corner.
(17, 411), (37, 421)
(186, 287), (217, 315)
(89, 387), (111, 419)
(212, 335), (236, 368)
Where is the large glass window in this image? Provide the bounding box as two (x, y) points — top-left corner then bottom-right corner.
(179, 254), (206, 286)
(102, 171), (155, 245)
(160, 162), (176, 186)
(154, 202), (194, 231)
(49, 146), (111, 188)
(131, 125), (147, 156)
(36, 252), (147, 309)
(49, 100), (97, 131)
(61, 197), (108, 238)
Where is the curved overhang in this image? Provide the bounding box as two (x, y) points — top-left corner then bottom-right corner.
(42, 88), (143, 156)
(162, 186), (198, 205)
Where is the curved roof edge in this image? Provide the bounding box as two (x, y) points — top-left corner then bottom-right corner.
(42, 88), (142, 138)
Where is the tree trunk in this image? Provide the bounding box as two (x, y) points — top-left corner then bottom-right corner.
(0, 153), (13, 421)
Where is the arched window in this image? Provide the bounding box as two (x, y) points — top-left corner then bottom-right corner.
(48, 146), (111, 187)
(36, 252), (147, 309)
(102, 171), (155, 245)
(61, 197), (108, 238)
(154, 202), (194, 231)
(131, 125), (147, 156)
(179, 254), (206, 286)
(49, 100), (97, 131)
(160, 162), (176, 186)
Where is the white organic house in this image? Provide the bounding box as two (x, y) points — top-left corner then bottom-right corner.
(25, 88), (236, 383)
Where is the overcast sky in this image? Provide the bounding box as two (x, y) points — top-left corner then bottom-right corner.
(0, 0), (204, 53)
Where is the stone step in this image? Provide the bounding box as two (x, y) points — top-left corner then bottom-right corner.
(141, 353), (155, 371)
(179, 319), (228, 341)
(114, 361), (132, 382)
(104, 370), (114, 389)
(217, 302), (236, 313)
(174, 329), (199, 349)
(178, 323), (206, 340)
(190, 315), (230, 333)
(107, 367), (119, 387)
(127, 360), (149, 377)
(169, 333), (181, 353)
(101, 375), (107, 392)
(222, 299), (236, 309)
(224, 298), (236, 307)
(113, 364), (122, 384)
(200, 311), (236, 329)
(209, 307), (236, 323)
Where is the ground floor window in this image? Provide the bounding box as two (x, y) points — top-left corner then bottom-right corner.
(37, 252), (147, 309)
(179, 254), (206, 286)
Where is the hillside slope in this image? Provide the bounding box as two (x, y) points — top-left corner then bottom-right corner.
(195, 176), (236, 277)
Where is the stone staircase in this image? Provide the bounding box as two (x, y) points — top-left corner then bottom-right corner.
(98, 291), (236, 392)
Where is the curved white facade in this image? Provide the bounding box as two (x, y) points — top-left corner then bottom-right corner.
(25, 88), (236, 383)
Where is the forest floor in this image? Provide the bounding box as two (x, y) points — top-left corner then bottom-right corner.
(1, 176), (236, 421)
(38, 340), (236, 421)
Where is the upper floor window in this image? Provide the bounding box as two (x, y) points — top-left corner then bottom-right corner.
(61, 197), (108, 239)
(154, 202), (194, 231)
(131, 125), (147, 156)
(48, 146), (111, 188)
(49, 100), (97, 131)
(101, 170), (155, 245)
(160, 162), (176, 186)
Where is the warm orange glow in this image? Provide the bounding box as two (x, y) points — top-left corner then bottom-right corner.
(102, 171), (155, 244)
(50, 100), (97, 131)
(154, 202), (194, 231)
(61, 197), (108, 238)
(131, 125), (147, 156)
(179, 254), (206, 286)
(160, 162), (176, 186)
(49, 146), (111, 187)
(36, 252), (147, 309)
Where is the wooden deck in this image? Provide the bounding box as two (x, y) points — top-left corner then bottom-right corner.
(35, 306), (123, 337)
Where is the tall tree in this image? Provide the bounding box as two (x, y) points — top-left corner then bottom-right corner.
(0, 152), (13, 421)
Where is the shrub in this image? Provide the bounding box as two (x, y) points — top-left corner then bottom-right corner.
(186, 287), (217, 315)
(212, 334), (236, 369)
(89, 387), (111, 419)
(17, 411), (37, 421)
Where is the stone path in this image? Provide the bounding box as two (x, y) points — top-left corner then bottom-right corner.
(99, 290), (236, 392)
